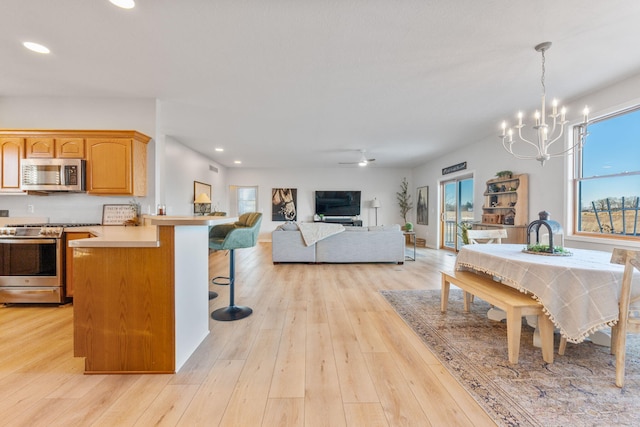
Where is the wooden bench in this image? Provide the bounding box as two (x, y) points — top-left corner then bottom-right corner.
(441, 270), (554, 364)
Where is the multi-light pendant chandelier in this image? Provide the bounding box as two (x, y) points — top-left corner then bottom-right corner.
(499, 41), (589, 165)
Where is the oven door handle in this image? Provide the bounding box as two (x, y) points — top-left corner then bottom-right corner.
(0, 238), (57, 244)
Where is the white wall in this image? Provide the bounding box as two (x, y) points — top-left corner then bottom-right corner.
(226, 167), (413, 240)
(412, 72), (640, 252)
(0, 97), (156, 223)
(161, 136), (228, 216)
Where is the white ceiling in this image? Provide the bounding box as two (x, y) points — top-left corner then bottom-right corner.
(3, 1), (640, 168)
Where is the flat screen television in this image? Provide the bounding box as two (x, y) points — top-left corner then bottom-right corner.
(315, 190), (361, 216)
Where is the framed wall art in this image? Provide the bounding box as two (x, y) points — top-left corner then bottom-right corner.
(416, 186), (428, 225)
(272, 188), (297, 221)
(194, 181), (212, 215)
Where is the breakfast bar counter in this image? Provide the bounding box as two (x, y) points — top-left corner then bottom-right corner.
(71, 216), (236, 374)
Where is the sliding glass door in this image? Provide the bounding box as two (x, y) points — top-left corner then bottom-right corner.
(440, 175), (474, 251)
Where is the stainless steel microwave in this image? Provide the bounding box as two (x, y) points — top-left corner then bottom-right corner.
(20, 158), (85, 192)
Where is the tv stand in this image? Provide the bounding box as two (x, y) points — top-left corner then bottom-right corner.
(316, 217), (362, 227)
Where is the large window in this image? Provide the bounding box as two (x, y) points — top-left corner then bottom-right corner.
(236, 186), (258, 215)
(574, 106), (640, 240)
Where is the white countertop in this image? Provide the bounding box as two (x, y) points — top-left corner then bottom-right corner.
(68, 225), (160, 248)
(147, 215), (238, 226)
(69, 216), (237, 248)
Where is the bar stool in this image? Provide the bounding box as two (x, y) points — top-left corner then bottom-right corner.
(207, 212), (229, 297)
(209, 212), (262, 321)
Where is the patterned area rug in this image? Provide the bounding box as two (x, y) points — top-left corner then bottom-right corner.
(380, 289), (640, 427)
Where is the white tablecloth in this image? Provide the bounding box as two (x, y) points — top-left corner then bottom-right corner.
(455, 244), (632, 343)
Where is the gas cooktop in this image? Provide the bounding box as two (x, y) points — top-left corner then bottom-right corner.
(0, 223), (101, 238)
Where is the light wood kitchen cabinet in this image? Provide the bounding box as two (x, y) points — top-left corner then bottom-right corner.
(23, 135), (85, 159)
(56, 137), (85, 158)
(26, 137), (55, 158)
(0, 130), (149, 194)
(65, 231), (93, 297)
(0, 137), (24, 191)
(86, 132), (150, 196)
(73, 226), (176, 373)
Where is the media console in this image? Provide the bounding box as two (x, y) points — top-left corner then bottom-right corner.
(315, 218), (363, 227)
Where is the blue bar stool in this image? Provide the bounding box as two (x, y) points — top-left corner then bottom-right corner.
(208, 212), (262, 321)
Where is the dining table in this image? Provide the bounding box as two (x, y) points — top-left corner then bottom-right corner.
(455, 244), (636, 344)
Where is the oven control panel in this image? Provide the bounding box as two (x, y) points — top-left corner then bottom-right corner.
(0, 227), (63, 238)
(39, 227), (64, 237)
(0, 227), (16, 236)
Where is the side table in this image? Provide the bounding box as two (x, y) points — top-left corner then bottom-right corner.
(403, 231), (416, 261)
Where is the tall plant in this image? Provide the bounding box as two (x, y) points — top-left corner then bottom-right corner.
(396, 177), (414, 223)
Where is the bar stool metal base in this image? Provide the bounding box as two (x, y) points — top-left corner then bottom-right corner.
(211, 249), (252, 321)
(211, 305), (253, 321)
(212, 276), (230, 286)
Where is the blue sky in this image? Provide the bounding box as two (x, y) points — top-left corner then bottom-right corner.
(580, 108), (640, 206)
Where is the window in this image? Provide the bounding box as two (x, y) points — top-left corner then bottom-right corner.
(573, 106), (640, 240)
(235, 186), (258, 215)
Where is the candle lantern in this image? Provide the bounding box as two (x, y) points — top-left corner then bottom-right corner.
(526, 211), (565, 254)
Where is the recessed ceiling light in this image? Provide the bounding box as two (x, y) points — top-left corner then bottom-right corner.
(109, 0), (135, 9)
(215, 148), (224, 152)
(234, 160), (242, 164)
(23, 42), (50, 54)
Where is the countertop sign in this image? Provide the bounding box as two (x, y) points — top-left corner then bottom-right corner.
(102, 204), (137, 225)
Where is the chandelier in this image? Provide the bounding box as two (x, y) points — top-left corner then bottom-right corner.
(499, 41), (589, 165)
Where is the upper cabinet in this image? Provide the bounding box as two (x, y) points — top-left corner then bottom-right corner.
(57, 137), (85, 158)
(26, 136), (85, 158)
(25, 137), (55, 158)
(86, 131), (150, 196)
(0, 137), (24, 191)
(0, 129), (151, 196)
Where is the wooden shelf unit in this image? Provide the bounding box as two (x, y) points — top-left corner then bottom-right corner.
(476, 173), (529, 244)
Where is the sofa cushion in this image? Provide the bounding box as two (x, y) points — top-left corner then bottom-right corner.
(276, 221), (299, 231)
(368, 224), (401, 232)
(343, 226), (368, 232)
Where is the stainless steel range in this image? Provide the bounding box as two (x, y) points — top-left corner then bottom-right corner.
(0, 223), (99, 304)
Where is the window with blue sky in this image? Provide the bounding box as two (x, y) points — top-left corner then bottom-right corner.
(575, 107), (640, 237)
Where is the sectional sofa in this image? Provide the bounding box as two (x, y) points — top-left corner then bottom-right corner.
(272, 223), (405, 264)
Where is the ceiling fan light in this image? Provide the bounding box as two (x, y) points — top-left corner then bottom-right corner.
(109, 0), (135, 9)
(358, 160), (368, 167)
(23, 42), (50, 54)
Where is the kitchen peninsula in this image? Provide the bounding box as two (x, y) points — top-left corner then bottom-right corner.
(70, 216), (236, 374)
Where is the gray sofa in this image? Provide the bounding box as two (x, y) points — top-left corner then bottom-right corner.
(272, 223), (405, 264)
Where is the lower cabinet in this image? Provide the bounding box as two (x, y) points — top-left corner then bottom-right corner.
(65, 232), (93, 297)
(473, 223), (527, 244)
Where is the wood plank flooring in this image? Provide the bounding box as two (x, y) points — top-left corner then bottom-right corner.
(0, 243), (497, 426)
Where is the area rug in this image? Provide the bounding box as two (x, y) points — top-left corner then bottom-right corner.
(380, 289), (640, 427)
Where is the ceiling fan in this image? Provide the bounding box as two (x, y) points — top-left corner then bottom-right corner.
(339, 149), (376, 166)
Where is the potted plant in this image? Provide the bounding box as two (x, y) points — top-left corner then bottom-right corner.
(396, 177), (414, 226)
(496, 170), (513, 179)
(457, 222), (472, 245)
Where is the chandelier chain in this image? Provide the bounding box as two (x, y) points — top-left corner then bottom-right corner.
(540, 49), (546, 96)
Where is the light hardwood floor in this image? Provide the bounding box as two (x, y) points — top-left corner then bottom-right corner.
(0, 243), (496, 426)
